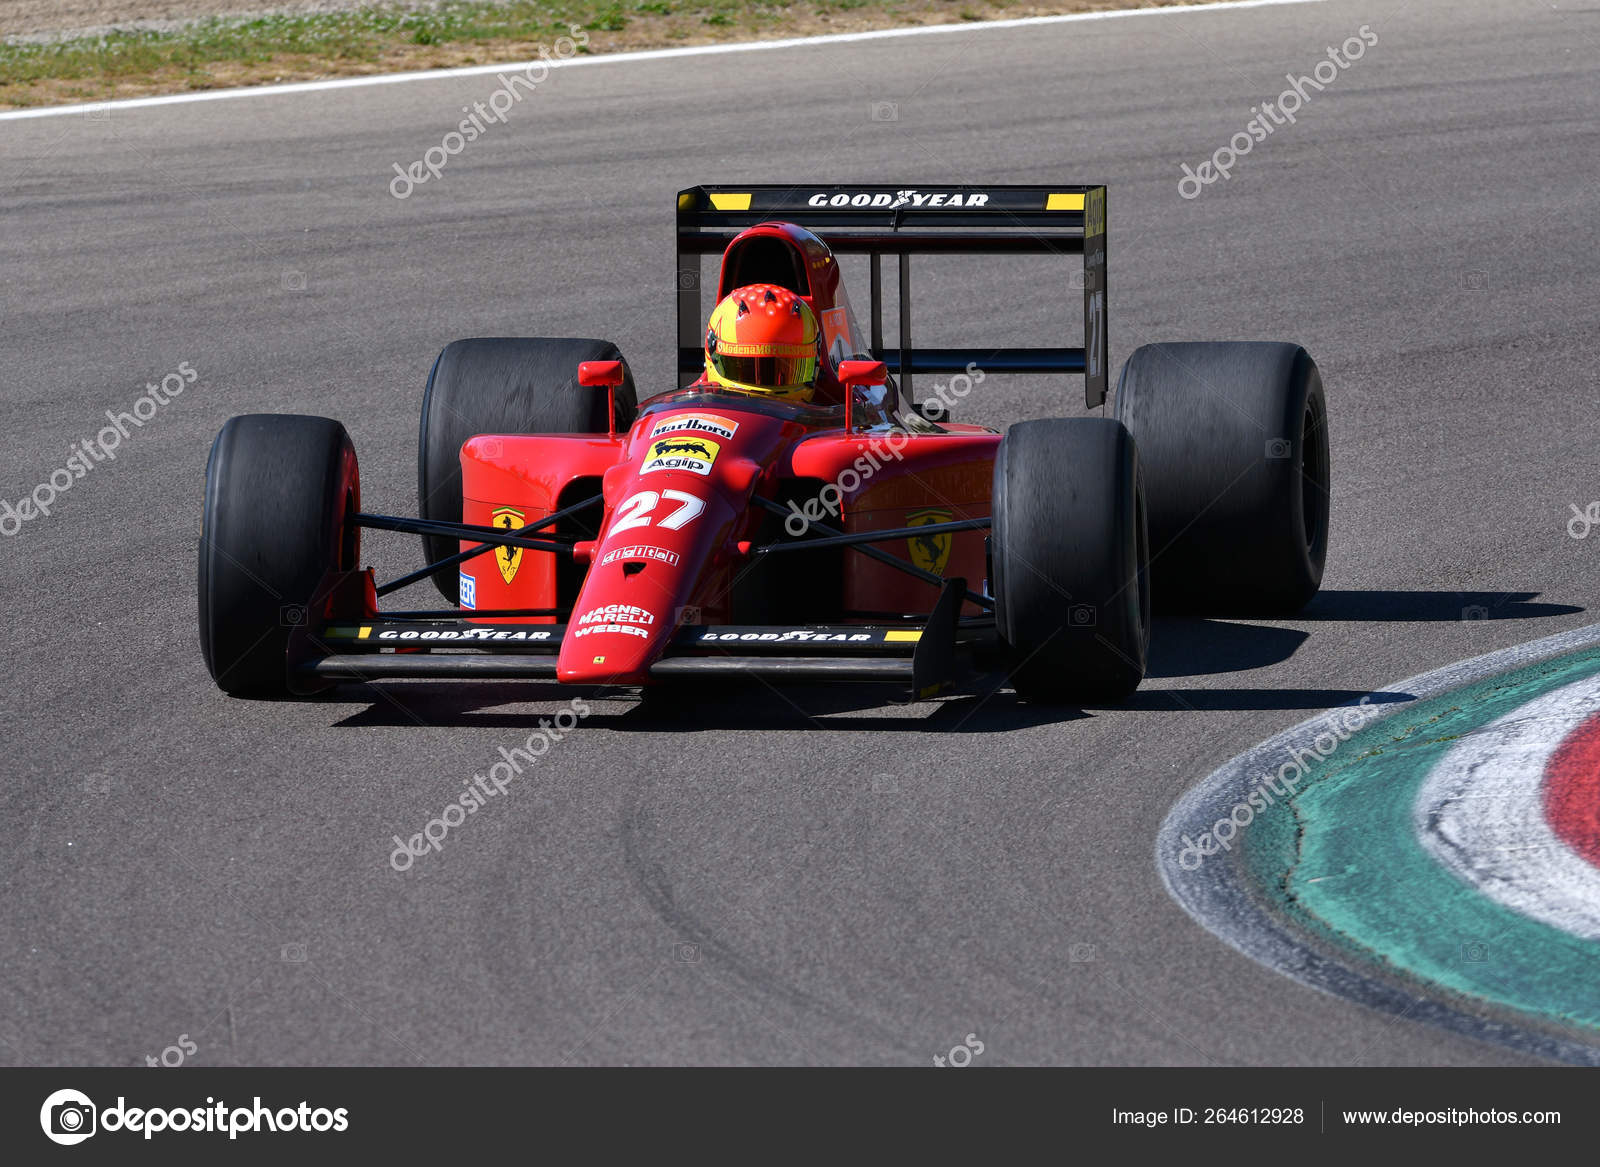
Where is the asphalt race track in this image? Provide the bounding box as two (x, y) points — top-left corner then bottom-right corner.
(4, 0), (1599, 1066)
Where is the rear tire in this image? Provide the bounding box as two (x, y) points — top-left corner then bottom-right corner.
(417, 337), (638, 602)
(991, 418), (1150, 702)
(1114, 341), (1330, 614)
(199, 414), (360, 697)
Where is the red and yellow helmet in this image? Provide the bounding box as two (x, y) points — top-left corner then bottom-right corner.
(704, 284), (821, 402)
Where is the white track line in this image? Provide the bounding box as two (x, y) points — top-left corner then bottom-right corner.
(1414, 673), (1600, 941)
(0, 0), (1324, 123)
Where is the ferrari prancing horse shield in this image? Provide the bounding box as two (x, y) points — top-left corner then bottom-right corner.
(906, 508), (953, 575)
(492, 506), (525, 583)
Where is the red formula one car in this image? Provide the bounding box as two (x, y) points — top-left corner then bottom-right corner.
(199, 185), (1331, 702)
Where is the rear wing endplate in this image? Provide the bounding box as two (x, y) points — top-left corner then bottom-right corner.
(676, 184), (1108, 407)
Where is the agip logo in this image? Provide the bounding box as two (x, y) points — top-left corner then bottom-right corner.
(1085, 187), (1106, 238)
(641, 436), (720, 477)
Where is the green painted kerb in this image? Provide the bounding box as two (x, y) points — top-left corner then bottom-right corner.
(1243, 648), (1600, 1032)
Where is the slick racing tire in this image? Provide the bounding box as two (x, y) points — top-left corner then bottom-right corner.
(199, 414), (360, 697)
(417, 337), (639, 602)
(991, 418), (1150, 703)
(1114, 341), (1330, 614)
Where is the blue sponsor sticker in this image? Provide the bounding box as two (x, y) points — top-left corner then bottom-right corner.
(459, 571), (477, 609)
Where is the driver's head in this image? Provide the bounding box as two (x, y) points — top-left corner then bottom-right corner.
(704, 284), (821, 402)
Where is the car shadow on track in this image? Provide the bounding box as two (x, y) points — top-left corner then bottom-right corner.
(1298, 589), (1582, 622)
(1112, 688), (1414, 713)
(323, 675), (1410, 730)
(1146, 590), (1585, 679)
(1146, 619), (1309, 678)
(326, 676), (1081, 732)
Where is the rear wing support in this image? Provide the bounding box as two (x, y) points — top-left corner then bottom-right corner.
(676, 184), (1108, 407)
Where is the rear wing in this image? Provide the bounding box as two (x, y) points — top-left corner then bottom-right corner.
(675, 183), (1108, 407)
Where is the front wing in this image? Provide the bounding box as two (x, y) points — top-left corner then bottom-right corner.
(303, 579), (976, 693)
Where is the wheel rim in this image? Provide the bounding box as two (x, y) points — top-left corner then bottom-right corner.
(339, 485), (359, 570)
(1299, 393), (1330, 556)
(1135, 481), (1152, 641)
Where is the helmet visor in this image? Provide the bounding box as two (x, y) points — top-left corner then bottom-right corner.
(709, 351), (818, 391)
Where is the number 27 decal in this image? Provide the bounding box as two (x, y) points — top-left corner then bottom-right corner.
(609, 489), (705, 535)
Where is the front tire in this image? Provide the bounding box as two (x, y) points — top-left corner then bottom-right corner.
(199, 414), (360, 697)
(991, 418), (1150, 702)
(417, 337), (638, 602)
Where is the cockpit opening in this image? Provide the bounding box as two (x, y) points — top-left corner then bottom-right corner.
(719, 234), (811, 298)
